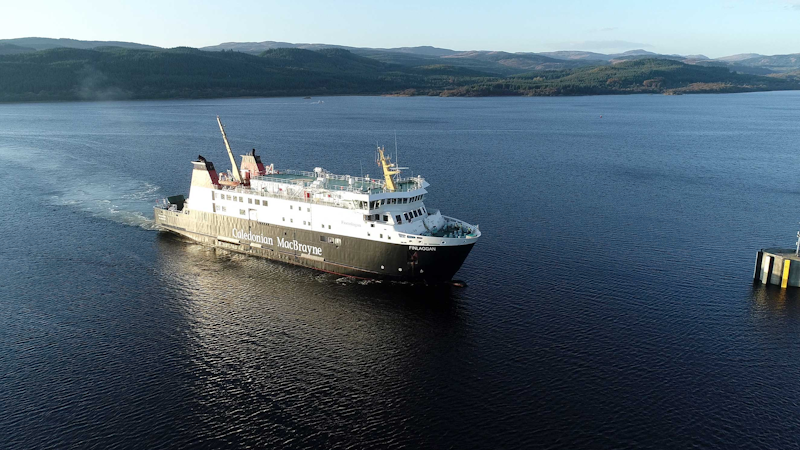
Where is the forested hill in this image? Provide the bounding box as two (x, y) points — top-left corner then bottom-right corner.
(0, 47), (798, 103)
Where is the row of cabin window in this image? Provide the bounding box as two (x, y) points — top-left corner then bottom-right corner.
(214, 192), (269, 207)
(366, 206), (427, 225)
(369, 195), (424, 210)
(403, 207), (427, 223)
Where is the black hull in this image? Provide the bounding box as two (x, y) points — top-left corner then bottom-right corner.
(155, 208), (474, 284)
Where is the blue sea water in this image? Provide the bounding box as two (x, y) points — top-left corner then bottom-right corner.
(1, 93), (800, 448)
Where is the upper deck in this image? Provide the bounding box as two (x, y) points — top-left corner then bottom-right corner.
(251, 169), (426, 195)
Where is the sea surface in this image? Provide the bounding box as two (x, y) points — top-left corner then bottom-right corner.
(2, 93), (800, 449)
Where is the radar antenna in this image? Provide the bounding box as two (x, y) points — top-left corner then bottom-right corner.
(217, 115), (242, 183)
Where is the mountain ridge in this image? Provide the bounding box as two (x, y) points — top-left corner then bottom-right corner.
(0, 46), (797, 103)
(2, 37), (799, 75)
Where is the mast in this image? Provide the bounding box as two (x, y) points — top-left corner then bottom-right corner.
(217, 115), (242, 182)
(378, 146), (400, 192)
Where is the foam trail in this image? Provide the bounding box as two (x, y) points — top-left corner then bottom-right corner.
(0, 143), (164, 230)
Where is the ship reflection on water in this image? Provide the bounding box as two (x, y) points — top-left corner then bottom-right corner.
(151, 232), (472, 446)
(749, 284), (800, 319)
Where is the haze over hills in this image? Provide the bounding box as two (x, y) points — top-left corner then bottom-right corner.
(0, 37), (799, 103)
(0, 37), (159, 51)
(197, 40), (800, 76)
(1, 37), (799, 76)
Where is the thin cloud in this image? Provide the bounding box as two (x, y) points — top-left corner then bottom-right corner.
(549, 40), (653, 51)
(587, 27), (619, 33)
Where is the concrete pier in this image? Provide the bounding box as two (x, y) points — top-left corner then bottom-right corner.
(754, 248), (800, 288)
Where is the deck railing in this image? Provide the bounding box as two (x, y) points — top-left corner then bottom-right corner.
(250, 170), (426, 194)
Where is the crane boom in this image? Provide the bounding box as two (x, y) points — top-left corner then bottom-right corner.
(217, 115), (242, 182)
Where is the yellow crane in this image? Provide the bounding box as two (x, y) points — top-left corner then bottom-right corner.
(377, 146), (400, 192)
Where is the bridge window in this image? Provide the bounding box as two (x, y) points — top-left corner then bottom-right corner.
(396, 215), (402, 224)
(239, 209), (246, 215)
(383, 215), (388, 222)
(255, 199), (260, 205)
(239, 197), (243, 202)
(248, 198), (252, 204)
(404, 213), (410, 221)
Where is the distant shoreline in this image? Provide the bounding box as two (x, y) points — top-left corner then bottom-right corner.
(2, 88), (799, 106)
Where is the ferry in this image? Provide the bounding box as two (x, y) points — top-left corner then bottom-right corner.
(154, 117), (481, 284)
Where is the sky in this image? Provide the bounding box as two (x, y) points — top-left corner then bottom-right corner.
(2, 0), (800, 57)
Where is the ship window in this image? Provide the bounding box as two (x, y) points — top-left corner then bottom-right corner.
(263, 201), (268, 206)
(320, 235), (326, 242)
(383, 215), (388, 222)
(239, 197), (243, 202)
(328, 237), (334, 244)
(282, 217), (285, 221)
(388, 236), (391, 240)
(255, 199), (260, 205)
(290, 218), (293, 223)
(328, 225), (331, 229)
(321, 224), (325, 229)
(212, 192), (215, 200)
(307, 208), (310, 212)
(220, 206), (226, 212)
(371, 224), (375, 228)
(380, 234), (383, 238)
(248, 198), (252, 204)
(417, 209), (422, 216)
(290, 205), (293, 210)
(335, 238), (341, 246)
(404, 213), (410, 221)
(239, 209), (245, 215)
(413, 211), (418, 218)
(226, 195), (231, 200)
(396, 215), (402, 223)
